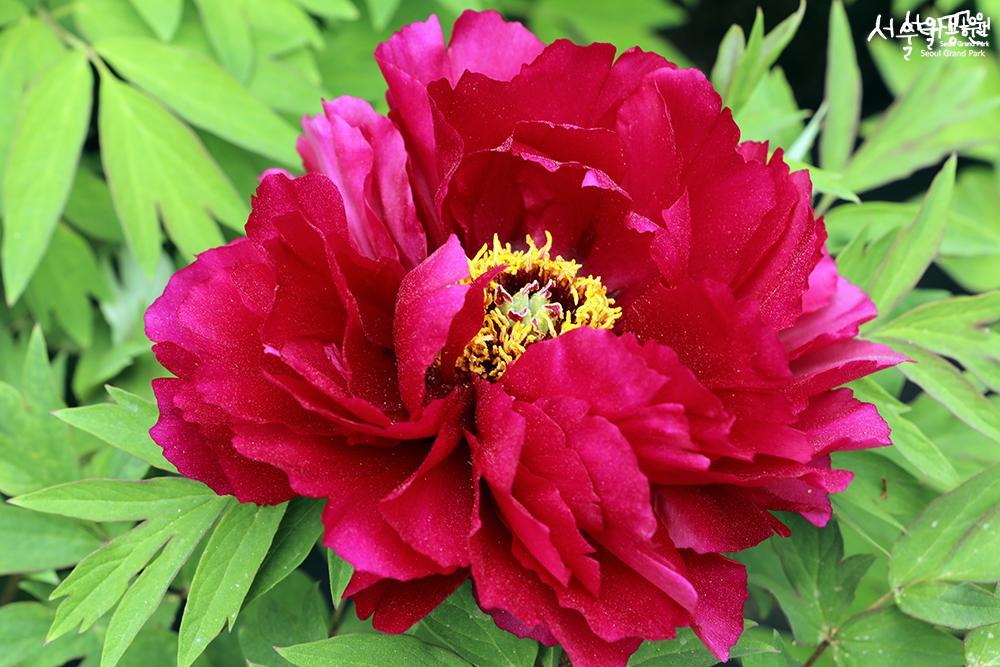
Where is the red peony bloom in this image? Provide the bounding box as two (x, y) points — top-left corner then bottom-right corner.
(146, 11), (904, 665)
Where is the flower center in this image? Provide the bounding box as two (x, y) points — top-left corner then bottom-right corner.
(459, 232), (620, 380)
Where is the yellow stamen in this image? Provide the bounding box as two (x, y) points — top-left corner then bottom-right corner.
(458, 232), (620, 380)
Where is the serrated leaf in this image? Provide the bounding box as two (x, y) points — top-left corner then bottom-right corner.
(98, 73), (243, 273)
(0, 503), (101, 575)
(897, 581), (1000, 630)
(96, 36), (299, 165)
(237, 571), (329, 667)
(819, 0), (860, 171)
(891, 465), (1000, 587)
(11, 477), (214, 522)
(246, 498), (324, 605)
(194, 0), (254, 81)
(177, 502), (286, 667)
(833, 608), (964, 666)
(55, 386), (176, 473)
(414, 582), (538, 667)
(127, 0), (182, 41)
(966, 623), (1000, 666)
(2, 48), (92, 304)
(101, 499), (224, 667)
(277, 633), (471, 667)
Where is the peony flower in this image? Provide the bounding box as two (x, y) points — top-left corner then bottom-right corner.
(146, 11), (904, 666)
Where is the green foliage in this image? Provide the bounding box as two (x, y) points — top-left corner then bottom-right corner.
(0, 1), (997, 666)
(277, 633), (472, 666)
(414, 582), (540, 665)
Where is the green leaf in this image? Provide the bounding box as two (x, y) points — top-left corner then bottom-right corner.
(250, 54), (327, 116)
(71, 325), (152, 403)
(850, 378), (962, 492)
(246, 497), (324, 605)
(0, 16), (65, 217)
(891, 343), (1000, 444)
(724, 7), (763, 112)
(709, 24), (744, 97)
(832, 450), (934, 555)
(627, 625), (781, 666)
(101, 499), (224, 667)
(64, 161), (124, 243)
(99, 251), (173, 346)
(819, 0), (860, 171)
(245, 0), (324, 56)
(0, 602), (101, 667)
(96, 36), (299, 165)
(326, 549), (353, 609)
(2, 48), (92, 304)
(833, 608), (964, 666)
(0, 0), (25, 26)
(785, 159), (859, 204)
(237, 571), (329, 666)
(414, 582), (539, 667)
(23, 224), (111, 348)
(277, 633), (471, 667)
(363, 0), (400, 31)
(55, 386), (176, 473)
(47, 494), (229, 641)
(0, 328), (81, 496)
(722, 2), (804, 113)
(891, 465), (1000, 587)
(896, 582), (1000, 630)
(767, 515), (874, 645)
(844, 59), (998, 192)
(177, 502), (287, 667)
(98, 73), (243, 273)
(75, 0), (156, 42)
(938, 166), (1000, 292)
(128, 0), (183, 40)
(907, 393), (1000, 480)
(735, 68), (808, 149)
(0, 502), (101, 574)
(296, 0), (359, 20)
(11, 477), (215, 522)
(194, 0), (254, 81)
(870, 292), (1000, 394)
(851, 156), (956, 315)
(966, 623), (1000, 666)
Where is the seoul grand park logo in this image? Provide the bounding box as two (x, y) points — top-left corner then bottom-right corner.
(868, 9), (991, 60)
